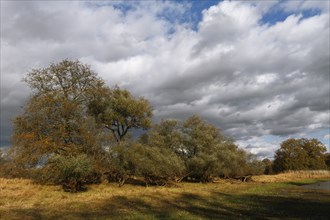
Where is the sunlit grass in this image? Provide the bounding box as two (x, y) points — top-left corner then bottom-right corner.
(0, 172), (329, 219)
(251, 170), (330, 182)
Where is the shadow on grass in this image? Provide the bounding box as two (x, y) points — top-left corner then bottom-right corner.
(287, 181), (312, 186)
(4, 189), (330, 219)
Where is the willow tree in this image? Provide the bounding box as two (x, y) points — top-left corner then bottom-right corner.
(11, 59), (108, 171)
(142, 115), (252, 182)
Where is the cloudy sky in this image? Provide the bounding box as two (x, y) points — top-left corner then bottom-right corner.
(1, 0), (329, 159)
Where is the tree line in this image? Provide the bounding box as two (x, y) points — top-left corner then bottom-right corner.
(0, 60), (329, 192)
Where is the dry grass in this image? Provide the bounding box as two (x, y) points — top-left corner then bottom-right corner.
(0, 173), (329, 219)
(252, 170), (330, 183)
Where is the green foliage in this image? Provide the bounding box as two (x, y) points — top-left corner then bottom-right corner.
(51, 154), (92, 192)
(88, 86), (153, 143)
(182, 115), (224, 159)
(107, 142), (185, 186)
(216, 146), (249, 178)
(273, 138), (327, 172)
(245, 154), (266, 175)
(182, 116), (264, 179)
(143, 115), (259, 182)
(129, 143), (186, 185)
(107, 143), (135, 186)
(141, 119), (184, 156)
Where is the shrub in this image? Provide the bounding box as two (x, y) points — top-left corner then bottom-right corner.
(51, 154), (92, 192)
(129, 143), (186, 186)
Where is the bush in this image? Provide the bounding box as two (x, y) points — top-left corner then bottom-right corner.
(129, 143), (186, 186)
(51, 154), (92, 192)
(108, 143), (186, 186)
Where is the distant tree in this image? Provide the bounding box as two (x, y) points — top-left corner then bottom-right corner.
(88, 86), (153, 143)
(273, 138), (327, 172)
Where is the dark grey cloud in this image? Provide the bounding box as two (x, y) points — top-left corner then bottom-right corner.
(1, 1), (329, 159)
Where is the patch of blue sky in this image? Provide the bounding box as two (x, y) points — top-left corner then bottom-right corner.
(170, 1), (322, 31)
(179, 0), (221, 31)
(84, 0), (221, 32)
(153, 0), (221, 33)
(261, 6), (322, 26)
(261, 6), (291, 25)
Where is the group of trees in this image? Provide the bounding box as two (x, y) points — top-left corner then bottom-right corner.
(1, 59), (329, 192)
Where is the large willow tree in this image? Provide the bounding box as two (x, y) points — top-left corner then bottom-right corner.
(12, 59), (153, 173)
(11, 59), (108, 168)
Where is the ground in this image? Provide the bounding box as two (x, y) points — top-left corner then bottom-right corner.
(0, 172), (329, 219)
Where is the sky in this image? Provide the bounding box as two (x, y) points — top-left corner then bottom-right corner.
(1, 0), (329, 159)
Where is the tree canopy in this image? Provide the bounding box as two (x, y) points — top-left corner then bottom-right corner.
(88, 86), (153, 143)
(141, 116), (261, 182)
(273, 138), (327, 172)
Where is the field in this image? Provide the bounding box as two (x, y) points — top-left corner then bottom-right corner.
(1, 171), (329, 220)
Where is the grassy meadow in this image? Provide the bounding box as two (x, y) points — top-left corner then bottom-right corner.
(1, 171), (329, 220)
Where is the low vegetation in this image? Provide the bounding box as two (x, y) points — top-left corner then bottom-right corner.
(0, 172), (329, 219)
